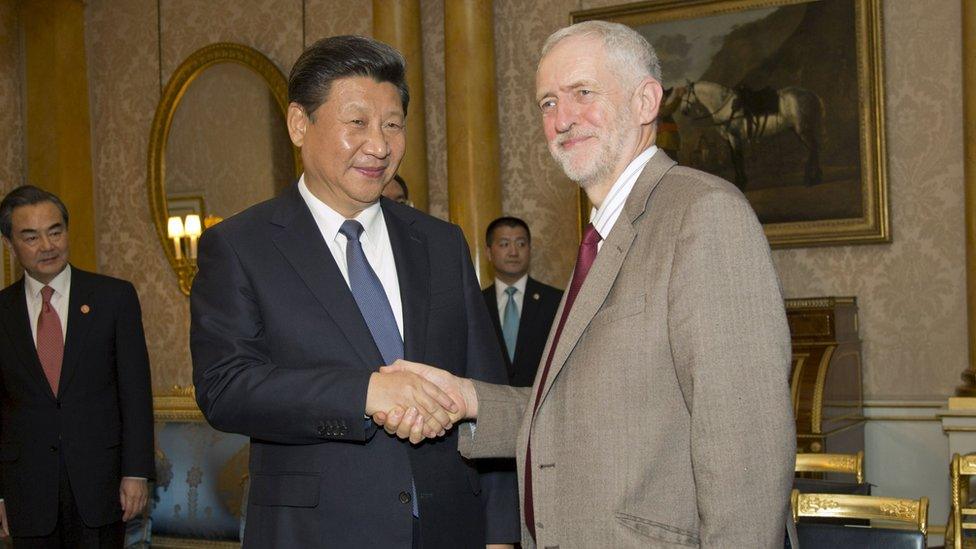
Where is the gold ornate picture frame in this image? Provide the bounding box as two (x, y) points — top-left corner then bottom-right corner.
(573, 0), (888, 248)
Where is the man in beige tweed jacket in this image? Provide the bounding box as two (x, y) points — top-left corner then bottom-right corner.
(377, 21), (795, 548)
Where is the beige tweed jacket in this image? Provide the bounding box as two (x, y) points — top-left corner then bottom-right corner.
(460, 152), (796, 548)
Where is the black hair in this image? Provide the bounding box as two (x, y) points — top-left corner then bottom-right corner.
(0, 185), (69, 238)
(289, 35), (410, 118)
(485, 216), (531, 245)
(392, 174), (409, 201)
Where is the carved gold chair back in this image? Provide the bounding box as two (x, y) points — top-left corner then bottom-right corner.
(791, 489), (928, 538)
(949, 452), (976, 549)
(795, 450), (864, 483)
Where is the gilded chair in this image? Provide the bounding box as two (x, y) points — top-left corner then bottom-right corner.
(948, 452), (976, 549)
(795, 451), (864, 483)
(794, 451), (869, 496)
(791, 489), (928, 549)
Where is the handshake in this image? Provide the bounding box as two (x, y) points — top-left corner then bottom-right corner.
(365, 360), (479, 444)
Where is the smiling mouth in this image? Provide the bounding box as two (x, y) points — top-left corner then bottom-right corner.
(355, 166), (388, 178)
(558, 135), (594, 149)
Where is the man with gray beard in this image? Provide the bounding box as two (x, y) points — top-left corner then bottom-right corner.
(377, 20), (795, 548)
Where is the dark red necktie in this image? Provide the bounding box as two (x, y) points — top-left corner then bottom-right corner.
(36, 285), (64, 396)
(524, 223), (602, 540)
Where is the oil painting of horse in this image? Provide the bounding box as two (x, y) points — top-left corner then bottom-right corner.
(573, 0), (888, 247)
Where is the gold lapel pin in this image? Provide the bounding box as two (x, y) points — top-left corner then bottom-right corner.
(80, 304), (91, 314)
(533, 293), (540, 300)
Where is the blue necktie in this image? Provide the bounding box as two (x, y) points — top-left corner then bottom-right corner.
(502, 286), (519, 361)
(339, 220), (418, 518)
(339, 220), (403, 365)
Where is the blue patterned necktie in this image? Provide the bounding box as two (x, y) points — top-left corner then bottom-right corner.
(339, 220), (418, 517)
(339, 220), (404, 366)
(502, 286), (519, 361)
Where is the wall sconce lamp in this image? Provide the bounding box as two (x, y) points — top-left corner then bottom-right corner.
(167, 214), (203, 294)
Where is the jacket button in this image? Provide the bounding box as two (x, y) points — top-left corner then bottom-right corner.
(399, 491), (411, 504)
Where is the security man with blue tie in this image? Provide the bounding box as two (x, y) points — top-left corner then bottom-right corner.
(481, 217), (563, 388)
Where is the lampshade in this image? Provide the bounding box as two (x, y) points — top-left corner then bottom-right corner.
(167, 216), (185, 238)
(184, 214), (203, 238)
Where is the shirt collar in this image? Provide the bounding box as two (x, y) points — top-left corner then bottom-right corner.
(589, 145), (658, 240)
(25, 264), (71, 299)
(298, 174), (384, 244)
(495, 274), (528, 300)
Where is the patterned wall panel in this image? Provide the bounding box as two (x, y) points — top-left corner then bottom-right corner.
(158, 0), (302, 84)
(305, 0), (371, 45)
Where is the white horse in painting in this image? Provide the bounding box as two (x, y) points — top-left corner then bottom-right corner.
(668, 80), (825, 189)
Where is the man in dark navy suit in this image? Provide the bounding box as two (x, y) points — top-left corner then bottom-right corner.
(190, 36), (517, 548)
(482, 217), (562, 387)
(0, 185), (154, 547)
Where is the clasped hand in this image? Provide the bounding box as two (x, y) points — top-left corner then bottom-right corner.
(366, 360), (476, 444)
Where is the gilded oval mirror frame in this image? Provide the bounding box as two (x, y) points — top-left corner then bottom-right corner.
(147, 43), (301, 296)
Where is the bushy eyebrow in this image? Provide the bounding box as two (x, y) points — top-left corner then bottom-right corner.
(536, 79), (598, 103)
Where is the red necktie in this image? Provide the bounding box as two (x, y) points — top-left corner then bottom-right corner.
(524, 223), (602, 540)
(36, 285), (64, 396)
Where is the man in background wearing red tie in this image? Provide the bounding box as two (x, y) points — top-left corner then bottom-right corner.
(376, 20), (794, 548)
(0, 185), (153, 547)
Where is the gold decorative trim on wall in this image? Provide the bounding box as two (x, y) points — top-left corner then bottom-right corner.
(146, 42), (300, 296)
(152, 537), (239, 548)
(154, 385), (204, 422)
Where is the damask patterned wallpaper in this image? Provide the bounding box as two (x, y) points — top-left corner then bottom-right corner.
(78, 0), (964, 399)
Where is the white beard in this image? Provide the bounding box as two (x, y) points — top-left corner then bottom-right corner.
(549, 102), (632, 188)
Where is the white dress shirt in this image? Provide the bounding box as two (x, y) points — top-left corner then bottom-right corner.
(25, 264), (70, 345)
(590, 145), (658, 250)
(298, 175), (404, 338)
(493, 275), (527, 320)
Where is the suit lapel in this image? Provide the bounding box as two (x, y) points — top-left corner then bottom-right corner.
(0, 279), (55, 401)
(271, 186), (385, 369)
(536, 152), (677, 408)
(383, 201), (429, 362)
(58, 267), (96, 396)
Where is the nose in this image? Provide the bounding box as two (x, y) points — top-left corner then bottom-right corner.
(362, 124), (391, 158)
(553, 101), (577, 133)
(38, 234), (55, 250)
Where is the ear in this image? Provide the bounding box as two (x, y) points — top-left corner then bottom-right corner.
(286, 102), (308, 147)
(634, 77), (664, 126)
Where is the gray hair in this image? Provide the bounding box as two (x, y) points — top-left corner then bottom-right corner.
(541, 21), (662, 88)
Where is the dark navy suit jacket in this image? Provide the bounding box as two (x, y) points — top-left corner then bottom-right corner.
(0, 268), (154, 536)
(190, 185), (518, 548)
(482, 277), (563, 387)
